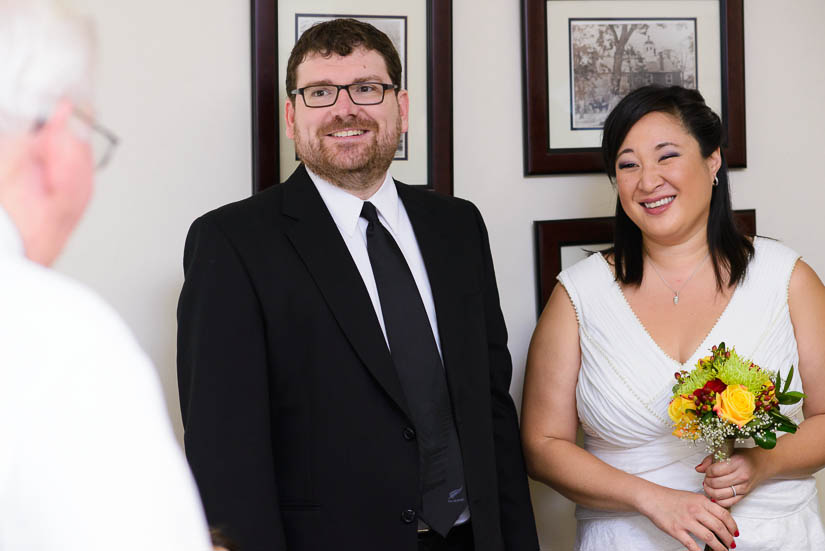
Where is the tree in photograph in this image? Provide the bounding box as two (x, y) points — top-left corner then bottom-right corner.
(571, 24), (602, 114)
(605, 23), (649, 94)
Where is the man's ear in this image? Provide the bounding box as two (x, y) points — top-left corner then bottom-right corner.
(285, 97), (296, 139)
(397, 89), (409, 134)
(32, 98), (75, 191)
(40, 99), (74, 137)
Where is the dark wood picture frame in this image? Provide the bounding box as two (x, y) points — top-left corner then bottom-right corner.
(251, 0), (454, 195)
(534, 209), (756, 315)
(522, 0), (746, 175)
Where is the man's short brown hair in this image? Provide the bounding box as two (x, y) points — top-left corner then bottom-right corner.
(286, 18), (402, 100)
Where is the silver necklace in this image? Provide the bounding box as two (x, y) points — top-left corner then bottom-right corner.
(646, 252), (709, 305)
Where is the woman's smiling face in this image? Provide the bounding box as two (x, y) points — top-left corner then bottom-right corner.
(614, 110), (721, 246)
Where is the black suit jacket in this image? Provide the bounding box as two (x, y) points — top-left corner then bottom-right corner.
(177, 166), (538, 551)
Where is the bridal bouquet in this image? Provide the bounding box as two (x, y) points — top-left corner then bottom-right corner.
(668, 343), (805, 459)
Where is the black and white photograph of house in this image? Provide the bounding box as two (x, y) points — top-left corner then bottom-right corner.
(569, 18), (697, 130)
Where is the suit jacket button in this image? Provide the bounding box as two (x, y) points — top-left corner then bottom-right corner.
(402, 427), (416, 440)
(401, 509), (416, 524)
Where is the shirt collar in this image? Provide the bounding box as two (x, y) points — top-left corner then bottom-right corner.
(306, 167), (399, 237)
(0, 205), (25, 258)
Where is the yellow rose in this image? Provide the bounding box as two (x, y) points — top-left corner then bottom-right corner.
(668, 395), (700, 439)
(714, 384), (756, 427)
(668, 395), (697, 424)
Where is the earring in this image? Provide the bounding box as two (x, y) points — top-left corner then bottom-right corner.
(712, 175), (719, 187)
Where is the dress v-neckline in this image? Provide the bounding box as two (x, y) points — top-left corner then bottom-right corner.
(595, 252), (742, 369)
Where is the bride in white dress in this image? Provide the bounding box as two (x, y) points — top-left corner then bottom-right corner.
(521, 85), (825, 551)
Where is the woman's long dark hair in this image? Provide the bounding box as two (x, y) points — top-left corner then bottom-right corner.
(601, 85), (753, 290)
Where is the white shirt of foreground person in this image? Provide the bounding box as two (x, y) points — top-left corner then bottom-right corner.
(0, 208), (211, 550)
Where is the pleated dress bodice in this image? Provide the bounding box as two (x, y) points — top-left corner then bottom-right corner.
(557, 237), (824, 550)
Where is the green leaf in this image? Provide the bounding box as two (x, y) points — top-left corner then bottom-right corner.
(701, 410), (716, 422)
(753, 431), (777, 449)
(778, 391), (806, 405)
(775, 371), (782, 395)
(783, 365), (794, 394)
(776, 423), (798, 434)
(769, 409), (796, 426)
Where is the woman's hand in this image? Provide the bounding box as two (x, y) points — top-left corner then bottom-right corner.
(638, 486), (738, 551)
(696, 448), (767, 508)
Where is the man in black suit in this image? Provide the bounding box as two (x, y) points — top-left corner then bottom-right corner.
(177, 18), (538, 551)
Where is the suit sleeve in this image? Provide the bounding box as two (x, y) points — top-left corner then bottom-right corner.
(177, 215), (287, 551)
(472, 205), (540, 550)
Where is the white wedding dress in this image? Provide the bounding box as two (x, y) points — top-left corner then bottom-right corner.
(557, 237), (825, 550)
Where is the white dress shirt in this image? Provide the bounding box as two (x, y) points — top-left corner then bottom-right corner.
(0, 207), (211, 551)
(307, 167), (443, 357)
(308, 168), (470, 525)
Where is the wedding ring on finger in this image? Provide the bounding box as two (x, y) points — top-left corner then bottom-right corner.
(730, 485), (737, 498)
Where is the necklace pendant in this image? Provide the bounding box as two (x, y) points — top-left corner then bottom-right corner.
(673, 294), (679, 305)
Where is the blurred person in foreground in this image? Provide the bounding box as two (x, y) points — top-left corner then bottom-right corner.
(178, 17), (538, 551)
(521, 85), (825, 551)
(0, 1), (211, 549)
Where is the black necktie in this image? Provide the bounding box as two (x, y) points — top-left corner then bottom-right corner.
(360, 201), (466, 536)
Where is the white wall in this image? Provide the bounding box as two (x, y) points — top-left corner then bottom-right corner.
(55, 1), (824, 550)
(56, 0), (253, 439)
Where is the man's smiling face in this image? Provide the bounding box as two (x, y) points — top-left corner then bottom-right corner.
(285, 47), (408, 194)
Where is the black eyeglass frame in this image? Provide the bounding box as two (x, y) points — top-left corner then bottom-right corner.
(32, 109), (120, 171)
(72, 109), (120, 170)
(290, 82), (399, 108)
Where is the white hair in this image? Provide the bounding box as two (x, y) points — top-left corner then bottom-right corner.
(0, 0), (95, 134)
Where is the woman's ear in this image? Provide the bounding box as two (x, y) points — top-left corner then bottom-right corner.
(707, 146), (722, 180)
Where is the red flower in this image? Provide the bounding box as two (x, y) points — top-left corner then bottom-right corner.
(704, 379), (727, 393)
(691, 379), (728, 407)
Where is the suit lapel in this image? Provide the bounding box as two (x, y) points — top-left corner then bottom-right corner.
(397, 184), (469, 396)
(282, 167), (411, 419)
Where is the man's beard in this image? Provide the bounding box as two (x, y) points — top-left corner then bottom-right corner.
(294, 114), (402, 193)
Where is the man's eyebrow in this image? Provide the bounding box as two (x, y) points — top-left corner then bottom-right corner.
(300, 75), (387, 87)
(300, 79), (335, 87)
(350, 75), (386, 83)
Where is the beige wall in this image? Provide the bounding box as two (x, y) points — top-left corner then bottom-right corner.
(57, 1), (825, 549)
(56, 0), (253, 437)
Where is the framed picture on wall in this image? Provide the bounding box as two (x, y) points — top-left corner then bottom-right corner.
(251, 0), (454, 195)
(533, 209), (756, 315)
(522, 0), (745, 175)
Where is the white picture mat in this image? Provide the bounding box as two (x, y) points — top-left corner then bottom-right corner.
(277, 0), (428, 186)
(546, 0), (721, 150)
